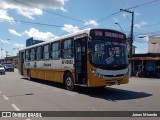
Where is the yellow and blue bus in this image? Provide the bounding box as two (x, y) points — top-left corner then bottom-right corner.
(18, 28), (129, 90)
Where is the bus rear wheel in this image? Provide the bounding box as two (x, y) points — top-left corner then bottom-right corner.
(64, 73), (74, 91)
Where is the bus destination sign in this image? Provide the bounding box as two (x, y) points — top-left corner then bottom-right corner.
(91, 30), (125, 39)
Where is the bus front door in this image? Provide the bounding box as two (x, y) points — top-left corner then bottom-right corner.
(74, 38), (87, 85)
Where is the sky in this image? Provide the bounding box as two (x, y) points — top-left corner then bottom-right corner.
(0, 0), (160, 58)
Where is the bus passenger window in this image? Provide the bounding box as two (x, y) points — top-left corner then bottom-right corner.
(36, 46), (42, 60)
(61, 39), (73, 59)
(43, 44), (50, 60)
(30, 48), (35, 61)
(51, 42), (60, 59)
(25, 49), (30, 61)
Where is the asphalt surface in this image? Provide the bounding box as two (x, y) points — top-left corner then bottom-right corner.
(0, 69), (160, 120)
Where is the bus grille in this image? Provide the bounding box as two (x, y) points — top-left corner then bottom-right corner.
(105, 79), (121, 84)
(104, 74), (124, 78)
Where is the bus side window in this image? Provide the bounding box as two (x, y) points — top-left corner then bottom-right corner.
(36, 46), (42, 60)
(41, 46), (44, 60)
(30, 48), (35, 61)
(51, 42), (60, 59)
(61, 39), (73, 59)
(43, 44), (50, 60)
(25, 49), (30, 61)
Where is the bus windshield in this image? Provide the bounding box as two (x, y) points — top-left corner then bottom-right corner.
(90, 39), (128, 70)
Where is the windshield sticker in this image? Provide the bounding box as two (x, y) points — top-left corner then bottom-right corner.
(109, 48), (115, 56)
(105, 56), (114, 64)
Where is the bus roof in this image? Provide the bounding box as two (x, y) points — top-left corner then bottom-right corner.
(20, 28), (125, 51)
(20, 28), (91, 51)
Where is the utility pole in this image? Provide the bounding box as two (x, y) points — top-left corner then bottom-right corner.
(120, 9), (134, 58)
(5, 51), (8, 63)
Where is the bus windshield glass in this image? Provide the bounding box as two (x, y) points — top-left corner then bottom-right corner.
(90, 39), (128, 69)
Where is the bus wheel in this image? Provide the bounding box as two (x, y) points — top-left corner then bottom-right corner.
(64, 73), (74, 91)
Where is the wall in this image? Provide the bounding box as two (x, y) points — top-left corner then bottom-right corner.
(148, 36), (160, 53)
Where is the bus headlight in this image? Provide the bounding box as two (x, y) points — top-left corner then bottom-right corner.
(90, 68), (95, 74)
(91, 70), (95, 74)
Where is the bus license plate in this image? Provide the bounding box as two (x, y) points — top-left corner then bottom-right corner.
(111, 80), (118, 84)
(111, 80), (117, 82)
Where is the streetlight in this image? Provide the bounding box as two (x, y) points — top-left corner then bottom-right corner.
(138, 35), (149, 42)
(5, 51), (8, 63)
(139, 36), (145, 38)
(115, 22), (123, 32)
(138, 35), (148, 38)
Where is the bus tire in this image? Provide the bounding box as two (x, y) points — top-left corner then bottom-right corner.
(64, 72), (74, 91)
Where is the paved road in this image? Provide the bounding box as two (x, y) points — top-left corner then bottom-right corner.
(0, 69), (159, 120)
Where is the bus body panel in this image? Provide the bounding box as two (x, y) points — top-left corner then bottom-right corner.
(23, 58), (74, 83)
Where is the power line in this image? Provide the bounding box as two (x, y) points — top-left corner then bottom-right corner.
(5, 0), (160, 35)
(127, 0), (160, 10)
(11, 0), (84, 23)
(135, 31), (160, 36)
(79, 11), (122, 29)
(11, 0), (131, 25)
(10, 0), (160, 31)
(142, 22), (160, 28)
(0, 18), (64, 28)
(96, 0), (160, 23)
(123, 20), (160, 32)
(97, 11), (121, 22)
(0, 18), (81, 36)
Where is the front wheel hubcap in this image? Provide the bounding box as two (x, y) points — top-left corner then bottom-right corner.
(66, 77), (72, 87)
